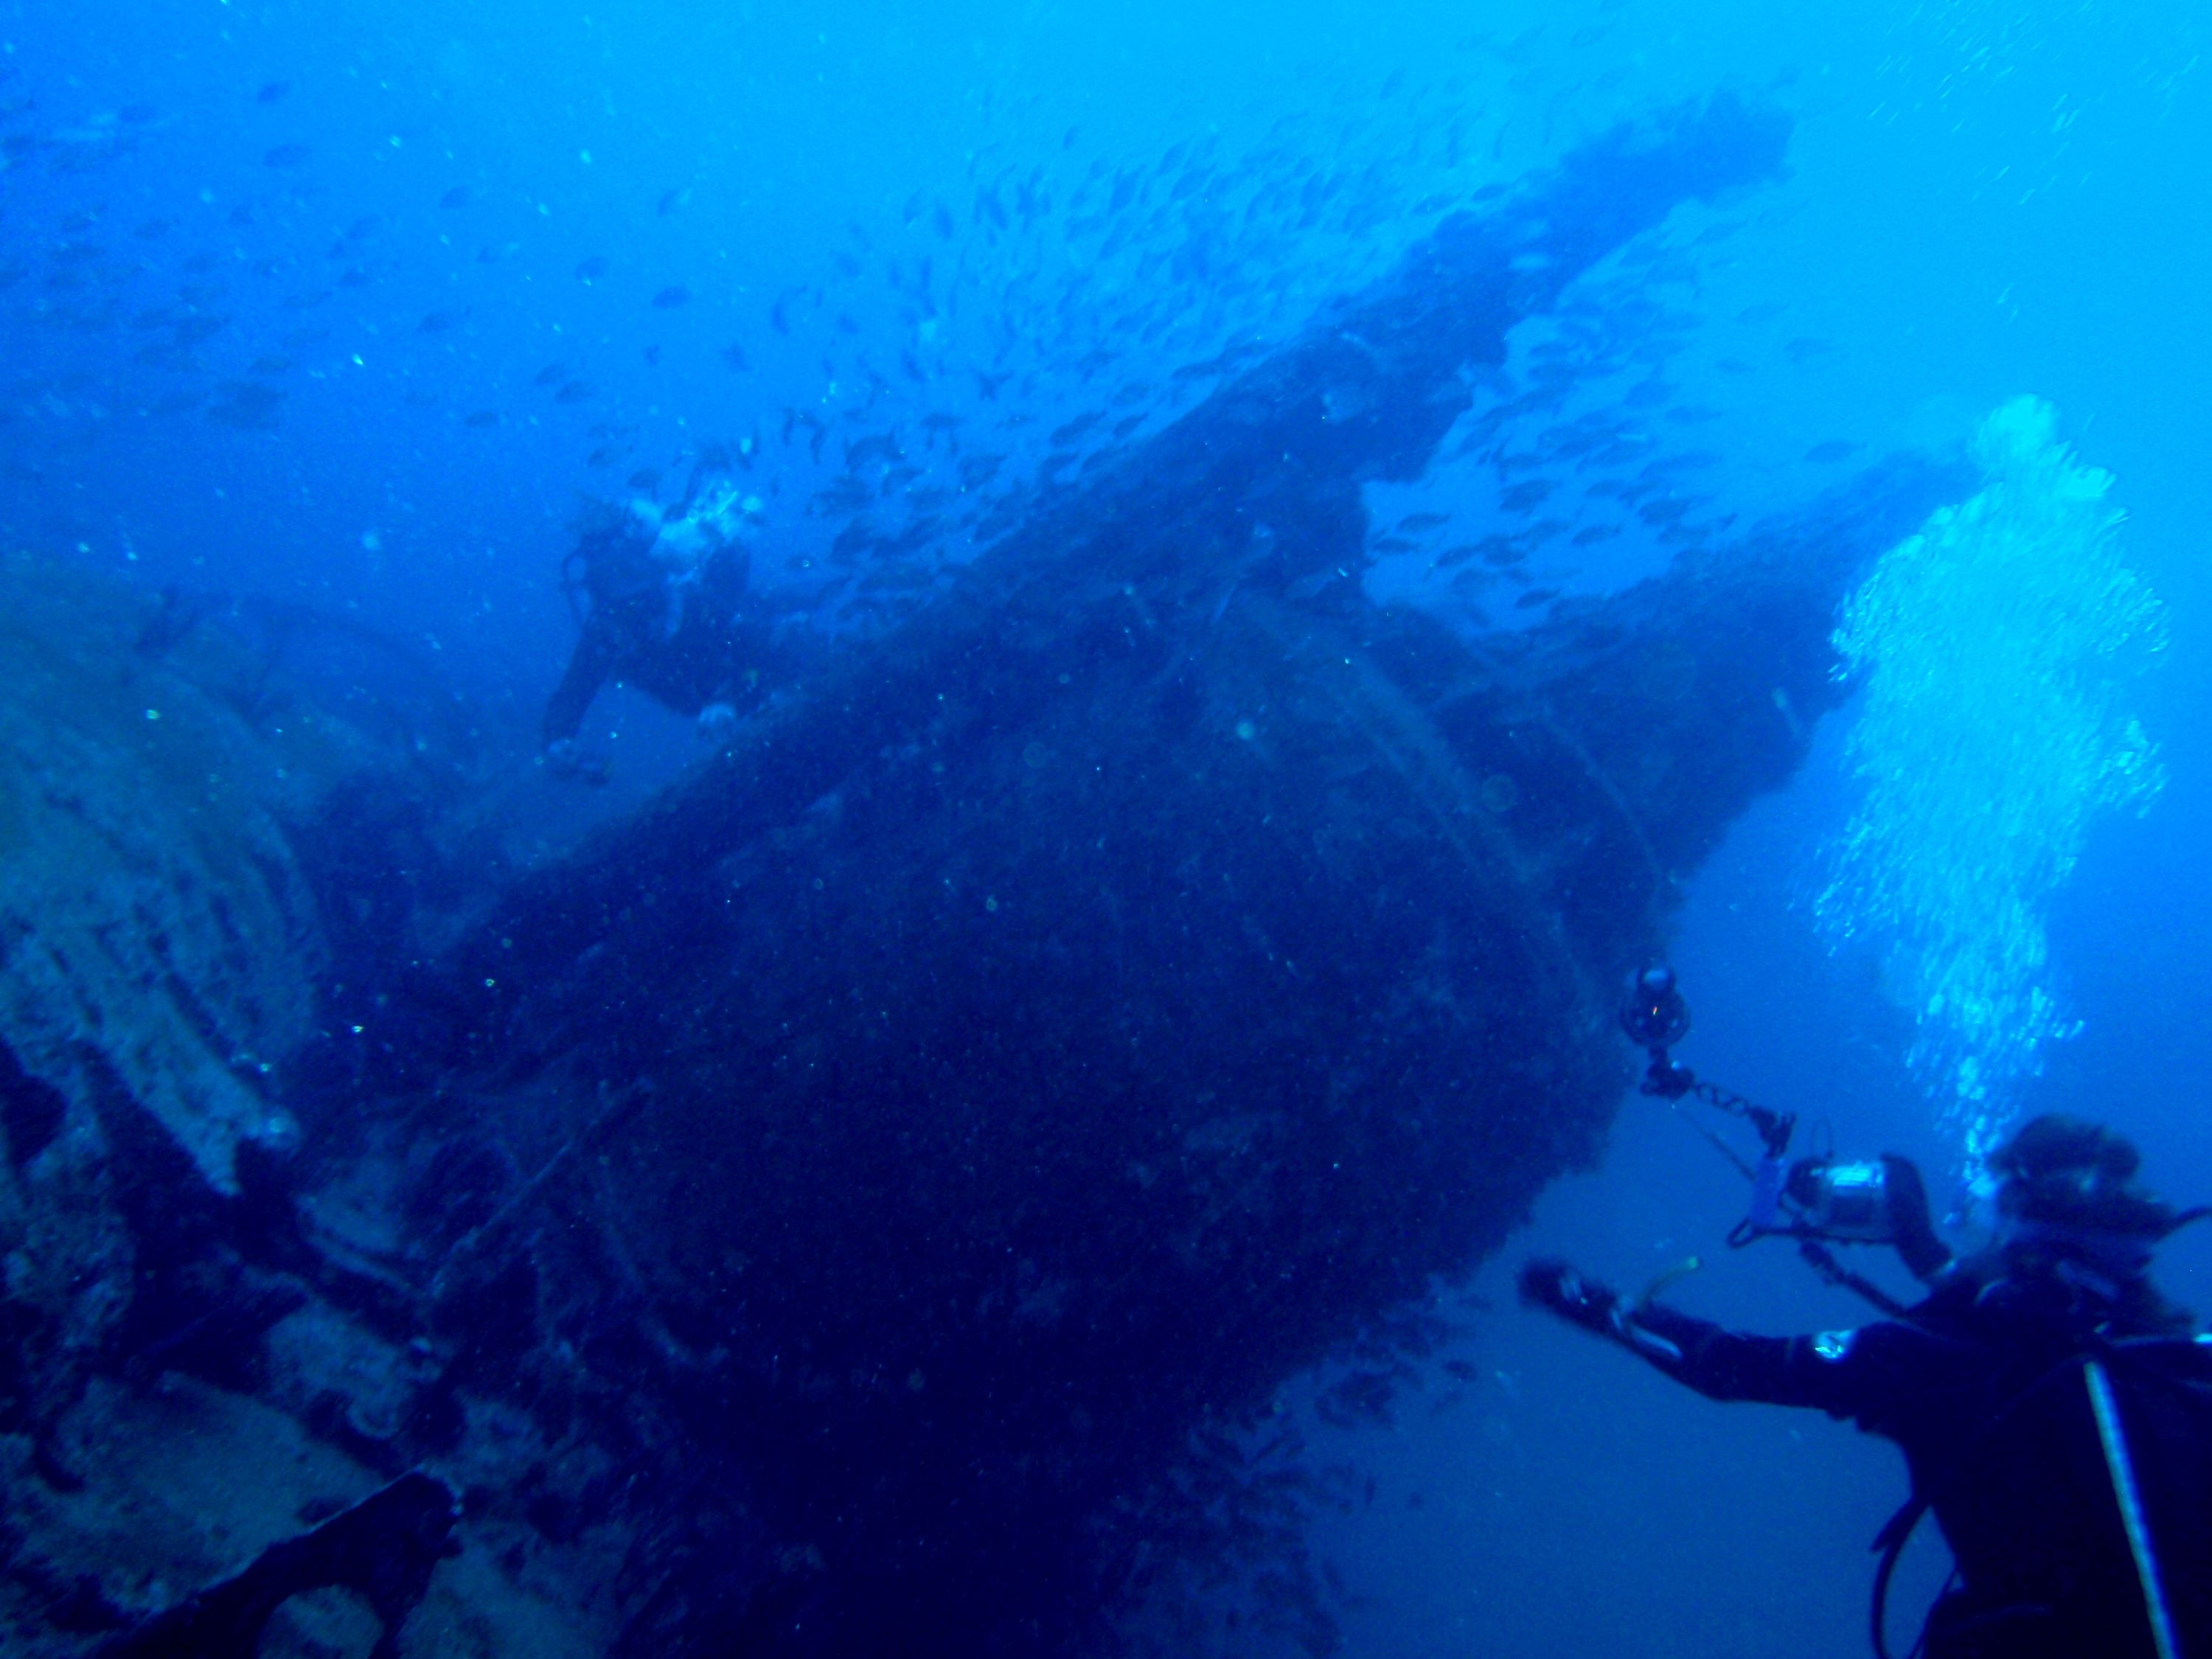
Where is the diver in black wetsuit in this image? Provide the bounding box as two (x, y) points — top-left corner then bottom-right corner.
(541, 490), (779, 780)
(1523, 1113), (2212, 1658)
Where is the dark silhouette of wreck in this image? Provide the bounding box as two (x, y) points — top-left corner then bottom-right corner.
(355, 92), (1959, 1656)
(8, 94), (1975, 1658)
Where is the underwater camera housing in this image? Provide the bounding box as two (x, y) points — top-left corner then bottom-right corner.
(1736, 1147), (1918, 1253)
(1621, 964), (1924, 1263)
(1777, 1158), (1899, 1246)
(1744, 1147), (1956, 1290)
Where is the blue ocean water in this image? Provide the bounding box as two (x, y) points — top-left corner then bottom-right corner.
(1, 1), (2206, 1655)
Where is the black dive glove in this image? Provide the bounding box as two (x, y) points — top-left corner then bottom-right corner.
(1518, 1258), (1623, 1335)
(1878, 1153), (1953, 1283)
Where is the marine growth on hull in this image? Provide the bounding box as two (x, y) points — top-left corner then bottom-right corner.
(0, 93), (1987, 1658)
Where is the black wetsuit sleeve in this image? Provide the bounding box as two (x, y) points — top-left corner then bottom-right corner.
(1624, 1301), (1888, 1420)
(542, 621), (619, 746)
(1880, 1155), (1953, 1283)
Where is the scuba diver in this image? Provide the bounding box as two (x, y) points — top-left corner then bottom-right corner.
(1523, 965), (2212, 1659)
(541, 481), (782, 782)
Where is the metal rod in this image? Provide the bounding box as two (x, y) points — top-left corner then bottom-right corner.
(2085, 1358), (2181, 1659)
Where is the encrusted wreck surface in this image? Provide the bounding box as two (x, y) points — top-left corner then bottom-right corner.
(0, 554), (333, 1196)
(0, 94), (1971, 1659)
(0, 557), (567, 1657)
(369, 94), (1948, 1654)
(0, 553), (364, 1478)
(406, 467), (1953, 1657)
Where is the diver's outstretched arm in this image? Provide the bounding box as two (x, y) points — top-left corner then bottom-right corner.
(1519, 1259), (1882, 1417)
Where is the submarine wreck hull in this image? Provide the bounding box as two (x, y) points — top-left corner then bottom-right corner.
(431, 473), (1960, 1657)
(386, 100), (1964, 1652)
(443, 93), (1798, 994)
